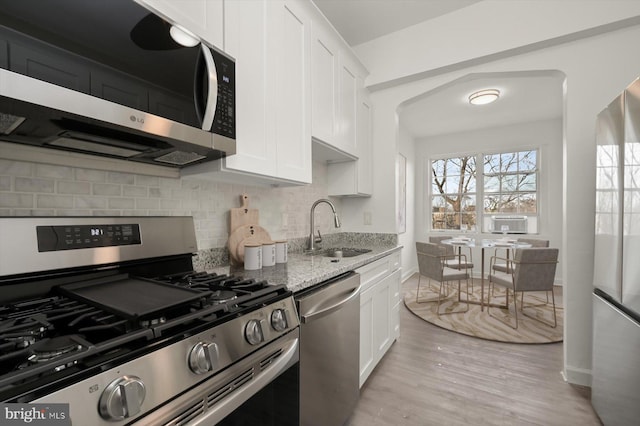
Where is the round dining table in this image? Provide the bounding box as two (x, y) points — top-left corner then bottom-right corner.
(441, 238), (532, 311)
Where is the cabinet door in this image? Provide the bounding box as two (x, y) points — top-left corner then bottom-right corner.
(389, 269), (401, 338)
(136, 0), (223, 49)
(271, 0), (312, 183)
(338, 57), (358, 156)
(359, 286), (375, 388)
(223, 0), (277, 177)
(328, 93), (373, 196)
(372, 278), (391, 357)
(311, 26), (339, 145)
(357, 95), (373, 195)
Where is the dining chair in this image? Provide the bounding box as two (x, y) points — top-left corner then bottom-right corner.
(491, 238), (549, 273)
(415, 242), (470, 316)
(429, 236), (474, 277)
(487, 247), (559, 329)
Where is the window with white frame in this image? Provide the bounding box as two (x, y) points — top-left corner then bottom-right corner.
(429, 149), (539, 233)
(430, 156), (477, 231)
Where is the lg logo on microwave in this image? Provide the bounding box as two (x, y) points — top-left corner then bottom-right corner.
(130, 115), (144, 124)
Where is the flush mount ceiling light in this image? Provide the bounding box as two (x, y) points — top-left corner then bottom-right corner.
(468, 89), (500, 105)
(169, 24), (200, 47)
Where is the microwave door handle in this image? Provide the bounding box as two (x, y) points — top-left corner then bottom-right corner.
(200, 44), (218, 131)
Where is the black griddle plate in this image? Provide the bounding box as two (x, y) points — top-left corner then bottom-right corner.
(58, 273), (209, 318)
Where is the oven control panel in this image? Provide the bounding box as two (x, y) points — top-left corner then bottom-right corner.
(37, 224), (141, 252)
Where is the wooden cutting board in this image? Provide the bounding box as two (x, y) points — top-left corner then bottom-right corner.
(230, 194), (259, 234)
(228, 224), (271, 265)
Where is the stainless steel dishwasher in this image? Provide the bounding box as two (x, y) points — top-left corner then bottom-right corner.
(296, 271), (361, 426)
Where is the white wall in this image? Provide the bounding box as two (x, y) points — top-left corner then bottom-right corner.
(349, 17), (640, 386)
(398, 124), (416, 282)
(413, 118), (564, 280)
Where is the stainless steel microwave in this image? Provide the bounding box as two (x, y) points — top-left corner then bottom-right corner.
(0, 0), (235, 167)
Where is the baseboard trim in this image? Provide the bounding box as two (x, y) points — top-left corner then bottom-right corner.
(563, 365), (592, 387)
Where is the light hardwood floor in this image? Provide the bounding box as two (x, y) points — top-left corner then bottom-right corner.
(347, 274), (602, 426)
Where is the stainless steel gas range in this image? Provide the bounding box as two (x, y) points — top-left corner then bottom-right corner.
(0, 217), (299, 426)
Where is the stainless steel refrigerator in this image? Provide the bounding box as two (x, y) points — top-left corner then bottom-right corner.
(592, 77), (640, 425)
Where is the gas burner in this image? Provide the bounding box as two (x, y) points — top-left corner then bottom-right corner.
(223, 278), (270, 293)
(26, 336), (83, 364)
(209, 290), (238, 304)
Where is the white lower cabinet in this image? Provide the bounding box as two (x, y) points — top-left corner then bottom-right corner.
(357, 251), (401, 388)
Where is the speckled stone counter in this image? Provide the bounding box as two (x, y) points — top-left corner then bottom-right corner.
(206, 244), (402, 293)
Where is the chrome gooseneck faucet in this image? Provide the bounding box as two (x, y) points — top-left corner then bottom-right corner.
(307, 199), (340, 252)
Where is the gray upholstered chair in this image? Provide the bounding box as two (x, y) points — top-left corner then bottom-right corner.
(491, 238), (549, 273)
(416, 242), (470, 316)
(429, 235), (474, 272)
(487, 247), (559, 329)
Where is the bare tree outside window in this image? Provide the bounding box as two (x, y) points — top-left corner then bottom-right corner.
(431, 156), (476, 230)
(430, 150), (538, 232)
(483, 150), (538, 214)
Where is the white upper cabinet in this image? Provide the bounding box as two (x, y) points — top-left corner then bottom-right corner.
(328, 85), (373, 197)
(182, 0), (312, 185)
(220, 0), (276, 178)
(311, 18), (363, 158)
(135, 0), (223, 50)
(270, 0), (313, 183)
(311, 28), (339, 145)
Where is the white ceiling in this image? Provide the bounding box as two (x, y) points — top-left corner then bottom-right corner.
(399, 71), (565, 138)
(312, 0), (564, 139)
(312, 0), (482, 46)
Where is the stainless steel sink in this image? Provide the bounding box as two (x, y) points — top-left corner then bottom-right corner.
(321, 248), (372, 258)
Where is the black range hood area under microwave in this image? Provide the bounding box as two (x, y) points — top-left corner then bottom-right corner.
(0, 0), (235, 168)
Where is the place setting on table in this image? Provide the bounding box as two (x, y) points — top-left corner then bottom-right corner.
(404, 235), (563, 344)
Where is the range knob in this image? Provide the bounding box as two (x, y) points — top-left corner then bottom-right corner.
(99, 376), (146, 421)
(245, 319), (264, 345)
(189, 342), (219, 375)
(271, 309), (288, 332)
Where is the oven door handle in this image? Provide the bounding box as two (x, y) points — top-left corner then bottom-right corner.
(189, 336), (299, 426)
(300, 284), (361, 324)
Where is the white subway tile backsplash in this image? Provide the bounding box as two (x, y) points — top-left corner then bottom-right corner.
(108, 172), (135, 185)
(0, 159), (34, 176)
(135, 175), (159, 187)
(0, 193), (33, 208)
(1, 160), (340, 250)
(56, 209), (91, 216)
(37, 194), (73, 209)
(149, 187), (171, 198)
(123, 186), (148, 198)
(75, 169), (106, 182)
(15, 177), (54, 193)
(159, 198), (180, 210)
(93, 183), (121, 196)
(108, 198), (135, 210)
(36, 164), (73, 180)
(57, 181), (91, 195)
(13, 209), (55, 216)
(135, 198), (159, 210)
(75, 197), (107, 209)
(0, 176), (10, 191)
(159, 177), (182, 189)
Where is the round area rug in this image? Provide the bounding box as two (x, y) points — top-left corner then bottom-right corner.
(404, 281), (563, 344)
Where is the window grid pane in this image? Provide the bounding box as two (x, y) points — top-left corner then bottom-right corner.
(430, 149), (539, 233)
(430, 156), (476, 231)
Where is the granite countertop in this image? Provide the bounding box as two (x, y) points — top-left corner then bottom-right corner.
(207, 244), (402, 293)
